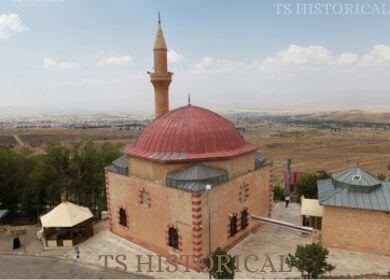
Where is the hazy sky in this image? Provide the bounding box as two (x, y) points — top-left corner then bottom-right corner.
(1, 0), (390, 114)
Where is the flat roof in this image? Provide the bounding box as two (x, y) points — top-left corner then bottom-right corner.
(301, 199), (323, 217)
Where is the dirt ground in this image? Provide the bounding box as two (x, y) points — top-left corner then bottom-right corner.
(3, 124), (389, 183)
(245, 125), (390, 186)
(0, 128), (135, 148)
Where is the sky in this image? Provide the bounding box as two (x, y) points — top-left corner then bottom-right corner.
(1, 0), (390, 115)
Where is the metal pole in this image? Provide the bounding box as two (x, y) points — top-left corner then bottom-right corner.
(206, 184), (212, 279)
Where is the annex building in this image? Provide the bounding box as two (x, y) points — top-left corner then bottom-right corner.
(317, 167), (390, 255)
(104, 18), (273, 270)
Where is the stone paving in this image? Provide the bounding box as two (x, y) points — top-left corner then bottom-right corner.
(69, 202), (390, 278)
(0, 255), (144, 279)
(1, 202), (389, 278)
(67, 229), (207, 278)
(0, 225), (42, 254)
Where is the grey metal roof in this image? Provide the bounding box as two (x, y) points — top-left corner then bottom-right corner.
(255, 152), (272, 170)
(318, 178), (390, 212)
(105, 155), (128, 175)
(331, 167), (381, 187)
(0, 209), (9, 220)
(166, 164), (228, 192)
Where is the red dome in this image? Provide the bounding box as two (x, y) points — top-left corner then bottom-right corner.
(123, 105), (256, 162)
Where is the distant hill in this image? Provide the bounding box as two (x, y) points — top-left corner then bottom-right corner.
(290, 110), (390, 124)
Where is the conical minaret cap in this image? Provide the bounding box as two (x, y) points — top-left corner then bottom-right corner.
(154, 21), (167, 49)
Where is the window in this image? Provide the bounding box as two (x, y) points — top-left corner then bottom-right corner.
(230, 214), (238, 237)
(168, 227), (179, 249)
(302, 216), (322, 230)
(241, 209), (249, 230)
(239, 182), (249, 202)
(119, 208), (127, 227)
(352, 175), (361, 182)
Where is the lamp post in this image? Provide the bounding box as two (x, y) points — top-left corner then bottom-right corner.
(206, 184), (212, 279)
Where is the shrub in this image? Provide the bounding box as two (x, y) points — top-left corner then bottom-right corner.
(273, 185), (285, 201)
(377, 173), (386, 181)
(203, 247), (236, 279)
(286, 242), (335, 279)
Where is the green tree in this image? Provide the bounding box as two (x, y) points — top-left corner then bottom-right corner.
(20, 154), (46, 220)
(0, 147), (23, 213)
(273, 185), (285, 201)
(43, 143), (72, 207)
(203, 247), (236, 279)
(297, 173), (318, 199)
(286, 242), (335, 279)
(0, 148), (35, 214)
(316, 170), (330, 179)
(0, 141), (121, 222)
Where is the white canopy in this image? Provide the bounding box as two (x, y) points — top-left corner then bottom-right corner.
(40, 201), (93, 228)
(301, 199), (323, 217)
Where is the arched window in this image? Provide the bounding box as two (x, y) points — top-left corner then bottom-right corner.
(119, 208), (127, 227)
(230, 214), (238, 237)
(168, 227), (179, 249)
(241, 209), (249, 229)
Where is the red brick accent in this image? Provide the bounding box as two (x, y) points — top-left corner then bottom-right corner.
(192, 200), (201, 205)
(191, 194), (203, 267)
(192, 213), (202, 219)
(104, 171), (113, 230)
(192, 193), (201, 198)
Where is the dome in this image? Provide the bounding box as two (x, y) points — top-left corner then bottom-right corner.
(331, 167), (381, 188)
(123, 105), (256, 162)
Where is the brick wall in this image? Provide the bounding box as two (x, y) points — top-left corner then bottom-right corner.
(106, 153), (272, 270)
(128, 152), (256, 185)
(321, 206), (390, 255)
(201, 164), (271, 256)
(106, 172), (195, 264)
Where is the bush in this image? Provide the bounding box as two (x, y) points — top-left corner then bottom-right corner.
(203, 247), (236, 279)
(286, 242), (335, 279)
(273, 185), (285, 201)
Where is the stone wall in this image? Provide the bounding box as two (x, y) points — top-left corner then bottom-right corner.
(106, 154), (272, 270)
(201, 164), (272, 256)
(321, 206), (390, 255)
(106, 171), (195, 267)
(128, 152), (256, 185)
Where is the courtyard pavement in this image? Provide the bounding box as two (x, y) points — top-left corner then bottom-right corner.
(1, 203), (389, 278)
(0, 254), (145, 279)
(67, 202), (390, 278)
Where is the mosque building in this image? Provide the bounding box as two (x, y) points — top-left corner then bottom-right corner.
(104, 17), (273, 270)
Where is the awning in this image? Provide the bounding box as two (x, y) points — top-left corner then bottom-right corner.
(301, 199), (323, 217)
(40, 202), (93, 228)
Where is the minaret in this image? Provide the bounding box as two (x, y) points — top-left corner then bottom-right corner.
(149, 13), (172, 118)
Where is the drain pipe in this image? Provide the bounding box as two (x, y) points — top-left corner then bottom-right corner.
(251, 214), (313, 233)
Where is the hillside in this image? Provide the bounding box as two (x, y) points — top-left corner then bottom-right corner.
(290, 110), (390, 124)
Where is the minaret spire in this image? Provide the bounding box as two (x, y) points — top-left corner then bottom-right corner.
(149, 14), (172, 118)
(188, 93), (191, 106)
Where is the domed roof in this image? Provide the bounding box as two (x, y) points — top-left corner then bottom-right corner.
(123, 105), (256, 162)
(331, 167), (381, 188)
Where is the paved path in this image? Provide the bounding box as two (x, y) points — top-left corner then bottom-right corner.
(13, 135), (25, 147)
(0, 255), (146, 279)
